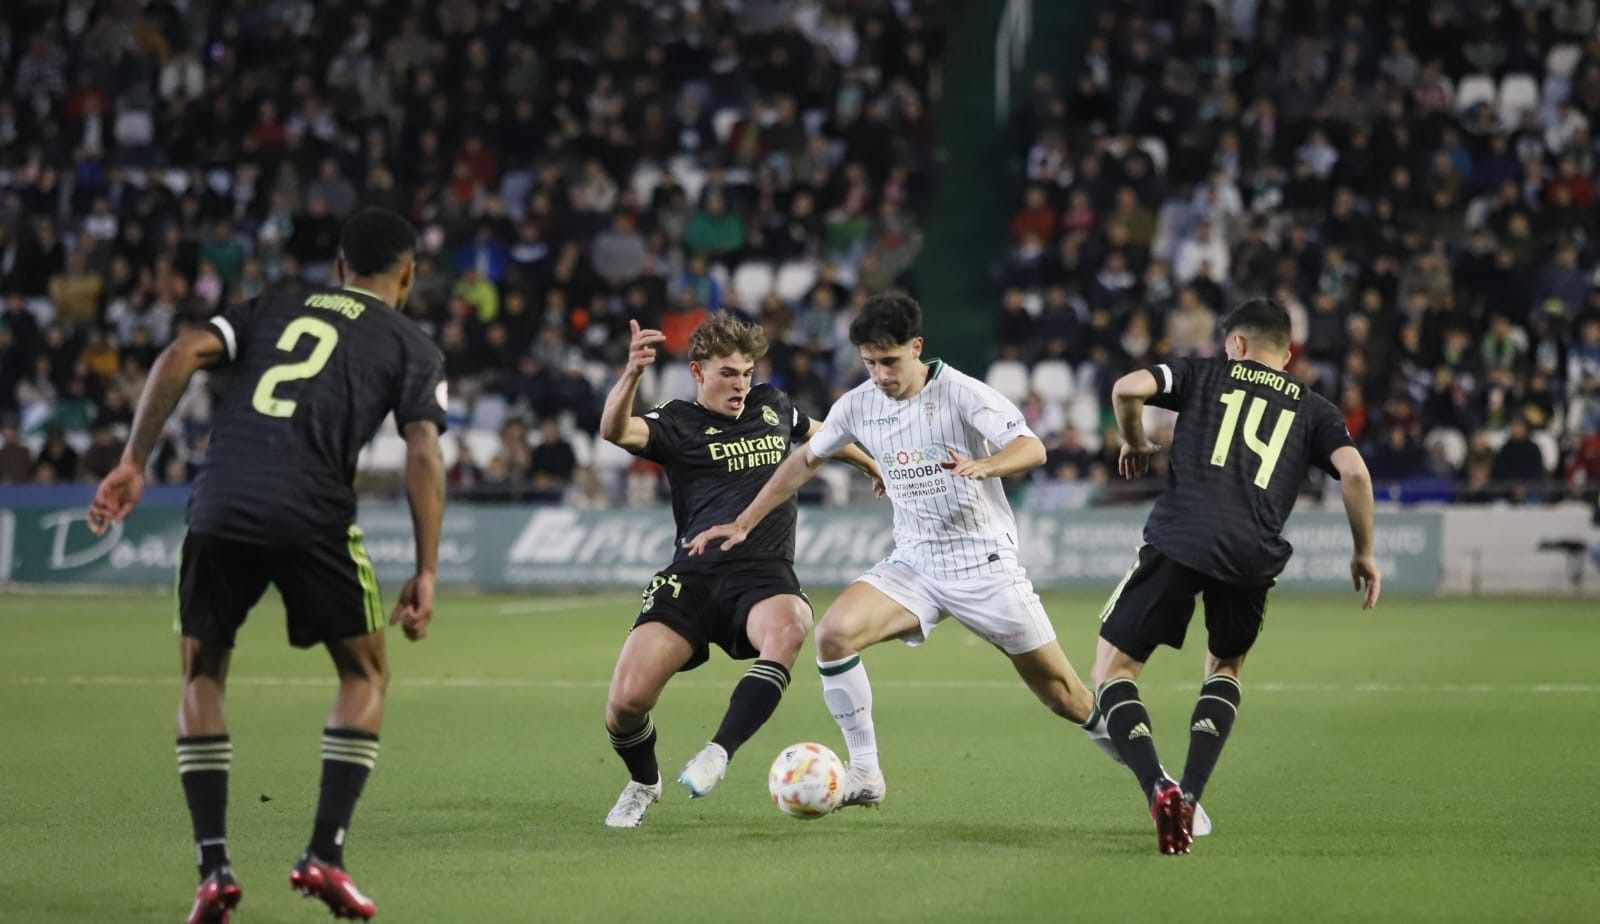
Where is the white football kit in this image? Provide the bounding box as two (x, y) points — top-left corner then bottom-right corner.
(808, 360), (1056, 654)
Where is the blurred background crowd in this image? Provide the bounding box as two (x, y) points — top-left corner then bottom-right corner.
(1, 0), (1597, 510)
(998, 0), (1600, 505)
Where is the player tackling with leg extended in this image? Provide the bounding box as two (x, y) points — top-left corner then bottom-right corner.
(88, 208), (447, 920)
(1092, 297), (1380, 854)
(598, 314), (882, 827)
(688, 293), (1103, 809)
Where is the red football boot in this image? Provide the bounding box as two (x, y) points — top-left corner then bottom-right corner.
(187, 867), (242, 924)
(290, 853), (377, 920)
(1150, 781), (1192, 856)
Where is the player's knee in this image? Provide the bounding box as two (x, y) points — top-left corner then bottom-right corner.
(814, 607), (862, 660)
(606, 684), (656, 728)
(767, 606), (811, 656)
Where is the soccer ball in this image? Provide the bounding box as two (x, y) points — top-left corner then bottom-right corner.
(767, 742), (845, 819)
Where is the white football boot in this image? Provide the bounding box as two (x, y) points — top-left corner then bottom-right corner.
(604, 777), (662, 828)
(835, 765), (887, 809)
(677, 742), (729, 798)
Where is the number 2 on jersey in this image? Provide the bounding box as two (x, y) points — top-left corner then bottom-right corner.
(251, 317), (340, 418)
(1210, 389), (1296, 488)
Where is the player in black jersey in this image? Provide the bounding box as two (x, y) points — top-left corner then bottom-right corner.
(1089, 297), (1380, 855)
(597, 313), (881, 827)
(87, 208), (446, 920)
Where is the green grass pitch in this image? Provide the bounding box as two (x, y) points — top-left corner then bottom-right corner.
(3, 590), (1598, 922)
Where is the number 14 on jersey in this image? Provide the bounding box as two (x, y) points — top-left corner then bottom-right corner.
(1210, 389), (1296, 489)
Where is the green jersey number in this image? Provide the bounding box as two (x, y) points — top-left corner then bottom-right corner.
(1210, 389), (1296, 489)
(251, 317), (340, 418)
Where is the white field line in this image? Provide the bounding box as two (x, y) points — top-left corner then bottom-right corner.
(493, 595), (636, 615)
(8, 676), (1599, 695)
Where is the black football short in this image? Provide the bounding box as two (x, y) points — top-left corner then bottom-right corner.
(177, 527), (385, 649)
(632, 560), (810, 670)
(1097, 545), (1269, 662)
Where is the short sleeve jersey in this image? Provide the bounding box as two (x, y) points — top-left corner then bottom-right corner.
(809, 360), (1035, 577)
(633, 383), (812, 568)
(187, 287), (447, 543)
(1144, 357), (1354, 583)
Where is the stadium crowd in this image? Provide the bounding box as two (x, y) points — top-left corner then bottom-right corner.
(999, 0), (1600, 504)
(0, 0), (944, 503)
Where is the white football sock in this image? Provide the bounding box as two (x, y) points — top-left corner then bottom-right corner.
(818, 654), (879, 776)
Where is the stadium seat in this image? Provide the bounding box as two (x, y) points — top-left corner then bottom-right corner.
(1425, 428), (1468, 471)
(470, 394), (509, 433)
(1546, 43), (1582, 80)
(984, 360), (1030, 404)
(463, 429), (502, 468)
(564, 430), (594, 468)
(633, 363), (661, 407)
(1532, 432), (1558, 473)
(657, 362), (697, 401)
(581, 360), (611, 392)
(1137, 136), (1169, 175)
(1455, 74), (1496, 113)
(629, 162), (665, 205)
(731, 262), (775, 311)
(775, 260), (819, 303)
(1068, 394), (1101, 440)
(712, 108), (742, 145)
(359, 433), (408, 473)
(1029, 359), (1075, 404)
(1497, 73), (1539, 127)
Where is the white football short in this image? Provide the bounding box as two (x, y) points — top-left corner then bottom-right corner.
(856, 556), (1056, 655)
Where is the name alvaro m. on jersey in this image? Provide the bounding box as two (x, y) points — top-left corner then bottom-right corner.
(707, 433), (786, 472)
(1230, 362), (1303, 399)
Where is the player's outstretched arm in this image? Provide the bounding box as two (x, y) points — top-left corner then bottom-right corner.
(88, 326), (226, 535)
(942, 435), (1046, 479)
(1332, 445), (1381, 609)
(393, 420), (444, 641)
(600, 319), (665, 452)
(801, 419), (884, 495)
(686, 445), (826, 554)
(1111, 369), (1161, 479)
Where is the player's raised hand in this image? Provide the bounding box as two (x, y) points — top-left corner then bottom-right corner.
(1117, 440), (1160, 480)
(686, 522), (748, 555)
(390, 571), (436, 641)
(87, 460), (146, 536)
(626, 319), (667, 374)
(941, 449), (991, 480)
(1351, 554), (1381, 610)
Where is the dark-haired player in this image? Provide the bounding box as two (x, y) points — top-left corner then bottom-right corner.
(89, 207), (446, 920)
(688, 293), (1104, 812)
(1090, 297), (1380, 854)
(598, 313), (882, 827)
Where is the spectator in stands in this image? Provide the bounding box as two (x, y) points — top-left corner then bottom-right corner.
(529, 418), (577, 496)
(0, 417), (31, 482)
(1042, 426), (1095, 482)
(1492, 417), (1550, 501)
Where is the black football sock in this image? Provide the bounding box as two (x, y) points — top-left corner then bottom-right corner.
(1180, 674), (1242, 803)
(609, 715), (660, 785)
(177, 735), (232, 880)
(309, 728), (379, 868)
(711, 660), (791, 757)
(1097, 679), (1167, 798)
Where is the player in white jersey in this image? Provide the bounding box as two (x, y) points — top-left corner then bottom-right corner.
(687, 293), (1108, 808)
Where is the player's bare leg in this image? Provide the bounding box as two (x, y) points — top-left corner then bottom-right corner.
(1092, 638), (1191, 854)
(178, 637), (242, 924)
(604, 623), (691, 826)
(1177, 650), (1247, 840)
(681, 595), (811, 797)
(815, 582), (920, 808)
(1009, 641), (1094, 723)
(290, 631), (387, 920)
